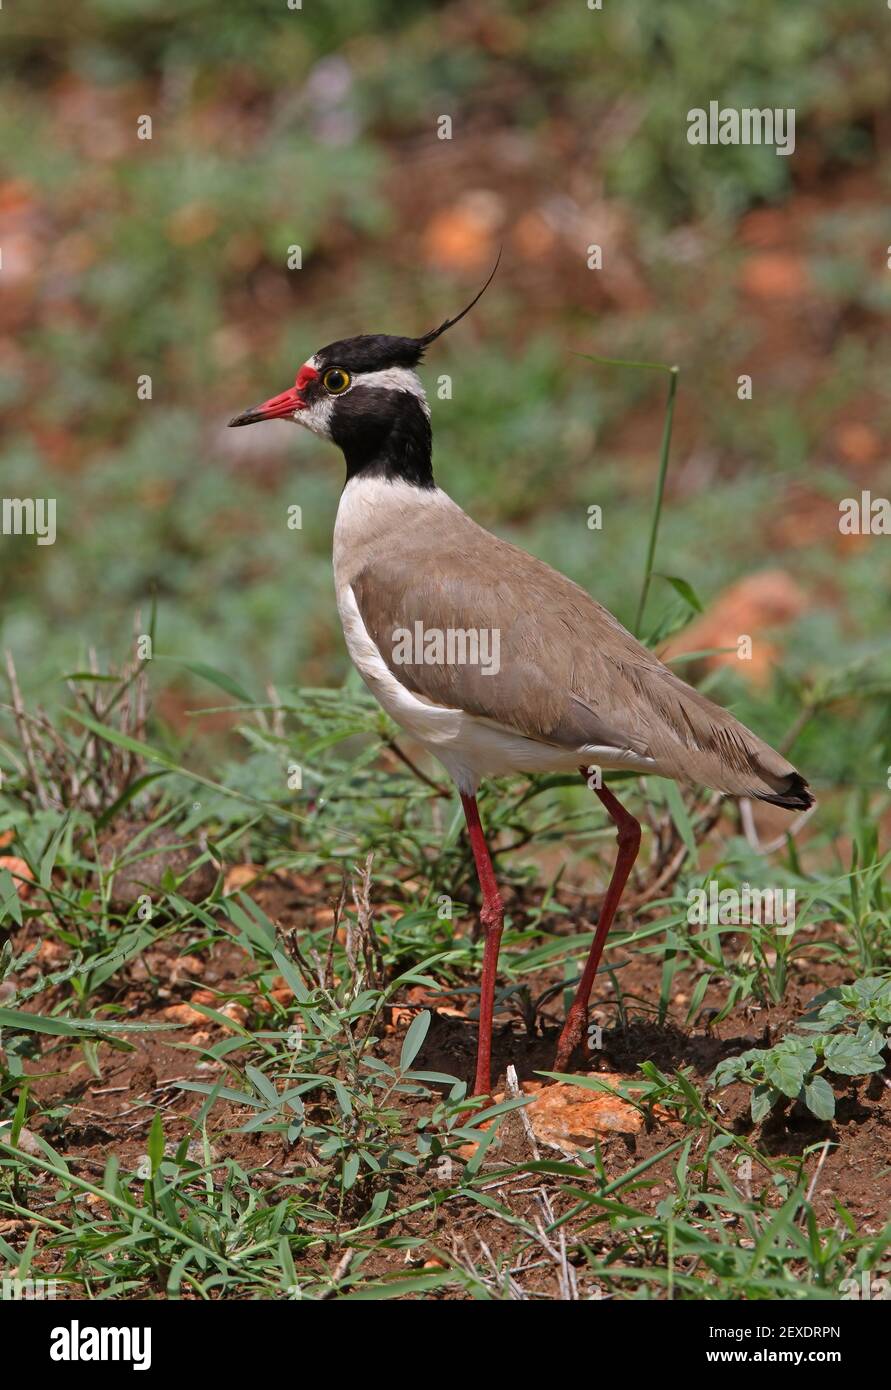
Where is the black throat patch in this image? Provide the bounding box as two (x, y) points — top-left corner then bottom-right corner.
(330, 387), (434, 489)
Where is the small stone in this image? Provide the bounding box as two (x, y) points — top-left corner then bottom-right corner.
(0, 1124), (42, 1156)
(0, 856), (34, 900)
(162, 1003), (207, 1026)
(219, 1002), (249, 1028)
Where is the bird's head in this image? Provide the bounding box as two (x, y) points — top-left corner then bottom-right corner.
(228, 256), (499, 487)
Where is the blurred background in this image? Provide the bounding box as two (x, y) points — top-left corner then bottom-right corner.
(2, 0), (890, 805)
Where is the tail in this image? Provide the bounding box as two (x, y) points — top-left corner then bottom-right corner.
(639, 663), (816, 812)
(752, 770), (814, 812)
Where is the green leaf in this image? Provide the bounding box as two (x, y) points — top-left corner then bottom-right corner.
(823, 1035), (884, 1077)
(0, 869), (23, 928)
(711, 1056), (746, 1088)
(10, 1086), (28, 1145)
(662, 780), (698, 859)
(147, 1113), (164, 1177)
(163, 659), (254, 706)
(751, 1083), (778, 1123)
(40, 822), (67, 890)
(271, 949), (310, 1004)
(803, 1075), (835, 1122)
(685, 971), (712, 1026)
(332, 1080), (353, 1117)
(763, 1049), (807, 1099)
(399, 1009), (431, 1073)
(0, 1009), (177, 1039)
(246, 1065), (279, 1107)
(226, 894), (276, 953)
(656, 573), (704, 613)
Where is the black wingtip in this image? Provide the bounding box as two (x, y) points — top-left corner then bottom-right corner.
(414, 246), (502, 353)
(755, 773), (815, 812)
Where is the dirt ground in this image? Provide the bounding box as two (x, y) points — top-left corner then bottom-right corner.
(7, 861), (888, 1297)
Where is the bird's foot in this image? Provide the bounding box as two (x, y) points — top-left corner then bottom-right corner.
(553, 1005), (587, 1074)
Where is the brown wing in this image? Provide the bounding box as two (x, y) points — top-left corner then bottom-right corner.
(351, 519), (810, 807)
(352, 545), (647, 755)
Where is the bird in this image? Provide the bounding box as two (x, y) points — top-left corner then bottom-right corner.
(229, 264), (813, 1099)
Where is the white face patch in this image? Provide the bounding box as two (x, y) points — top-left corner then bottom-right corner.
(348, 367), (430, 418)
(291, 359), (430, 440)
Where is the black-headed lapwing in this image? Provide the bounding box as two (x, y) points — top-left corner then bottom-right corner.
(229, 267), (813, 1097)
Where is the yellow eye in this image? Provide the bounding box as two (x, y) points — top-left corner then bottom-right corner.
(323, 368), (351, 394)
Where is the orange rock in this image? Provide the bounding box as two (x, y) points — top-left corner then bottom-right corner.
(457, 1077), (673, 1161)
(404, 985), (466, 1018)
(36, 939), (67, 966)
(219, 1001), (248, 1028)
(223, 863), (261, 895)
(662, 570), (807, 685)
(422, 191), (503, 272)
(405, 985), (439, 1006)
(0, 179), (37, 217)
(522, 1078), (645, 1148)
(162, 1003), (207, 1026)
(739, 252), (809, 301)
(834, 422), (881, 467)
(0, 856), (34, 900)
(169, 954), (204, 983)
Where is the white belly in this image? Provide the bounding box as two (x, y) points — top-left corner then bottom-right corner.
(336, 584), (656, 795)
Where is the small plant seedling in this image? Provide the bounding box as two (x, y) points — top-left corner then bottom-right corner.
(711, 976), (891, 1123)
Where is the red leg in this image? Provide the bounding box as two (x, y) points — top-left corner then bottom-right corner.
(553, 770), (641, 1072)
(460, 792), (504, 1097)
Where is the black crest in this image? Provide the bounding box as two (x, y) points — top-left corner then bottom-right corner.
(316, 250), (501, 373)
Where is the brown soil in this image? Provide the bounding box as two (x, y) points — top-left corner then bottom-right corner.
(5, 865), (889, 1298)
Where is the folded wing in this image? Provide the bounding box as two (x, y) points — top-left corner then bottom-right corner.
(351, 517), (812, 810)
